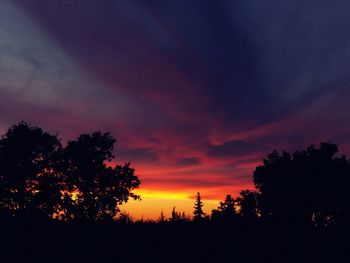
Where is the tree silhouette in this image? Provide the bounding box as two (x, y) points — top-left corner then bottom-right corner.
(211, 194), (237, 221)
(254, 142), (350, 225)
(253, 150), (292, 219)
(0, 122), (142, 222)
(0, 122), (62, 219)
(236, 190), (257, 218)
(170, 206), (190, 222)
(61, 132), (140, 221)
(193, 192), (205, 221)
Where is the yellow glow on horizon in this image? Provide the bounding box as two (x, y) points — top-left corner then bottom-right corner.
(121, 189), (221, 220)
(133, 189), (192, 200)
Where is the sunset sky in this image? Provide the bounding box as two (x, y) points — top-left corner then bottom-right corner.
(1, 0), (350, 219)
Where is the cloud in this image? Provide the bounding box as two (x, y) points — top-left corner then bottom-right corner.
(13, 0), (350, 131)
(4, 0), (350, 199)
(118, 147), (159, 163)
(207, 140), (256, 159)
(175, 157), (201, 166)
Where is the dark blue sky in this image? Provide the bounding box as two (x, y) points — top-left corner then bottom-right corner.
(1, 0), (350, 200)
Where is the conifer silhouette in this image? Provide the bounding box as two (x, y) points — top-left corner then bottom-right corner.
(193, 192), (205, 221)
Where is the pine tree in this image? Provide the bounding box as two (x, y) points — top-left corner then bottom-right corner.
(193, 192), (205, 221)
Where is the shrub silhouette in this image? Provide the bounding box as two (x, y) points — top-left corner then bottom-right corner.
(157, 210), (167, 223)
(117, 211), (134, 223)
(170, 206), (190, 222)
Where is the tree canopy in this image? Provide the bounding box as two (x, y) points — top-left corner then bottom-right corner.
(0, 122), (140, 221)
(253, 142), (350, 224)
(236, 190), (257, 218)
(1, 122), (349, 227)
(0, 122), (62, 219)
(60, 131), (140, 221)
(211, 194), (237, 221)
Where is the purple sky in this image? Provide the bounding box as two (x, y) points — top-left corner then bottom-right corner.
(1, 0), (350, 202)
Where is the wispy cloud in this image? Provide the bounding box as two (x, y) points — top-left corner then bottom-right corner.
(2, 0), (350, 202)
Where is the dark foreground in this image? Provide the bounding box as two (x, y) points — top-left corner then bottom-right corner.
(0, 220), (349, 263)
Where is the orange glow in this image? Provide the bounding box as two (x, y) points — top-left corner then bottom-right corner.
(121, 188), (222, 220)
(119, 159), (255, 220)
(133, 189), (191, 200)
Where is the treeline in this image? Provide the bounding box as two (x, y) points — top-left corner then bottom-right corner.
(104, 144), (350, 228)
(187, 142), (350, 227)
(0, 122), (140, 222)
(1, 122), (350, 228)
(150, 191), (257, 224)
(146, 143), (350, 227)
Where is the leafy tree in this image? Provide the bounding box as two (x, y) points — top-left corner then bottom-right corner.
(61, 131), (140, 221)
(210, 209), (221, 221)
(0, 122), (62, 219)
(211, 194), (237, 221)
(253, 142), (350, 225)
(253, 150), (292, 219)
(193, 192), (205, 221)
(236, 190), (257, 218)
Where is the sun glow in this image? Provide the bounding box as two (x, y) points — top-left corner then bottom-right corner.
(121, 189), (220, 220)
(133, 189), (191, 200)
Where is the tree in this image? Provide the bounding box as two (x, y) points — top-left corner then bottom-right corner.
(253, 142), (350, 225)
(0, 122), (62, 219)
(61, 131), (140, 221)
(236, 190), (257, 218)
(170, 207), (190, 222)
(253, 150), (292, 219)
(211, 194), (237, 221)
(193, 192), (205, 221)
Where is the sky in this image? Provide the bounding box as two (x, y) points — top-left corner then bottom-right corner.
(1, 0), (350, 219)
